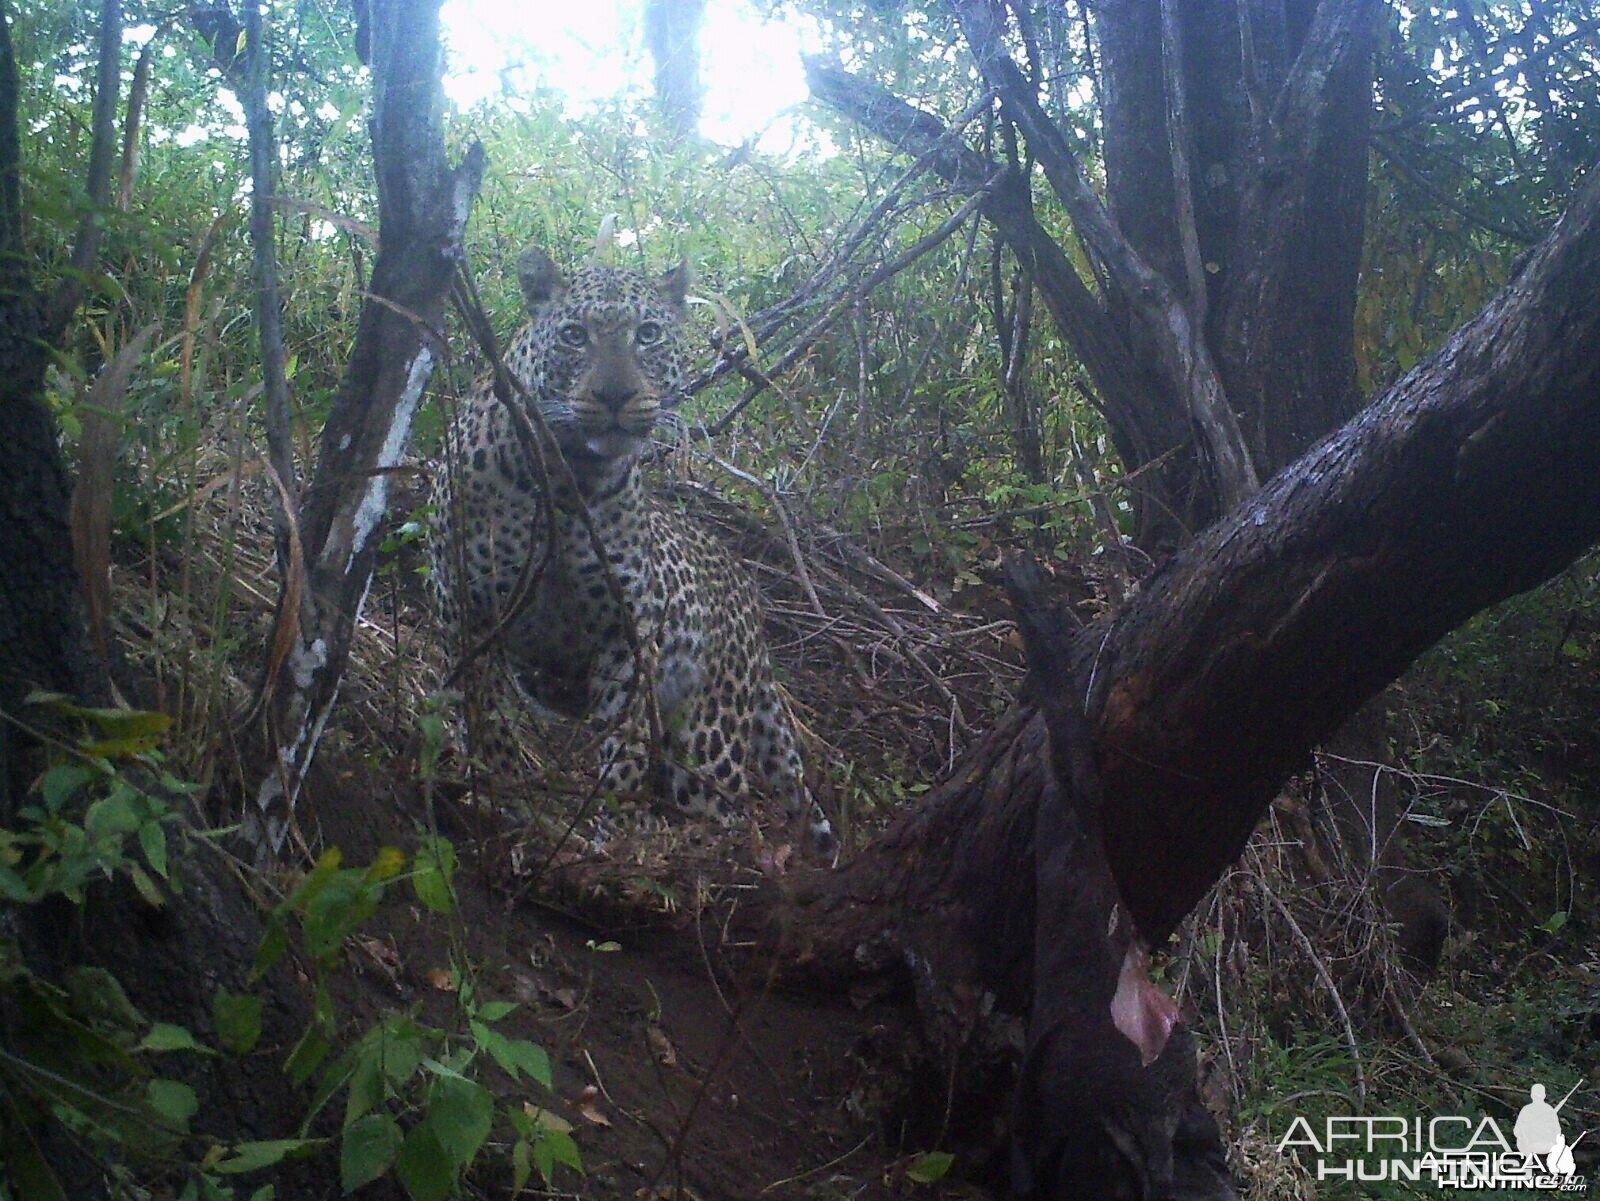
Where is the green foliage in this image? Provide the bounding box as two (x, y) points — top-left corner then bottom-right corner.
(0, 714), (209, 1199)
(229, 841), (575, 1198)
(410, 835), (458, 916)
(1, 717), (567, 1201)
(904, 1149), (954, 1184)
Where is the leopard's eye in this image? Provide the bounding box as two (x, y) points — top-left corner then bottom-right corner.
(635, 320), (664, 346)
(557, 322), (588, 348)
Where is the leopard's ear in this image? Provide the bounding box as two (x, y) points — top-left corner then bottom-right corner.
(517, 246), (567, 312)
(655, 260), (691, 316)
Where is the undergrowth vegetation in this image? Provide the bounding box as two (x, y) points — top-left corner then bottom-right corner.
(5, 1), (1600, 1198)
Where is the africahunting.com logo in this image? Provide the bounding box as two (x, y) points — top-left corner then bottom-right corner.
(1278, 1080), (1589, 1192)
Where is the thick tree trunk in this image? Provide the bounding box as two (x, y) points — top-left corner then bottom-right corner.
(1086, 161), (1600, 941)
(249, 0), (484, 852)
(778, 161), (1600, 1197)
(0, 280), (106, 813)
(0, 2), (114, 810)
(1098, 0), (1376, 474)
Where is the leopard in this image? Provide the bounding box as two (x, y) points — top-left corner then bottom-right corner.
(428, 245), (833, 851)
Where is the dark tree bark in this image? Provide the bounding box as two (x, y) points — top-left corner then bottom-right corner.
(247, 0), (484, 852)
(1096, 0), (1377, 474)
(0, 0), (116, 814)
(644, 0), (707, 142)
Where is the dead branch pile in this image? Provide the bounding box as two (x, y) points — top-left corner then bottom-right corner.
(663, 455), (1023, 795)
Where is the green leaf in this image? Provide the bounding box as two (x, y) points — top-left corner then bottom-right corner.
(411, 836), (456, 915)
(340, 1113), (403, 1193)
(512, 1138), (532, 1194)
(531, 1126), (583, 1185)
(214, 1139), (321, 1174)
(146, 1078), (198, 1130)
(251, 915), (290, 981)
(63, 965), (145, 1029)
(247, 1188), (276, 1201)
(0, 863), (35, 902)
(343, 1039), (385, 1129)
(76, 706), (174, 756)
(288, 847), (345, 909)
(476, 1000), (516, 1022)
(470, 1021), (513, 1079)
(542, 1127), (582, 1172)
(285, 1019), (333, 1086)
(39, 764), (96, 812)
(505, 1039), (552, 1090)
(127, 863), (165, 907)
(905, 1151), (954, 1184)
(394, 1122), (455, 1201)
(366, 846), (406, 881)
(139, 821), (169, 878)
(302, 871), (380, 959)
(80, 733), (164, 758)
(532, 1137), (555, 1187)
(424, 1073), (493, 1168)
(378, 1019), (425, 1085)
(25, 698), (172, 755)
(84, 791), (141, 842)
(140, 1022), (212, 1055)
(212, 989), (263, 1055)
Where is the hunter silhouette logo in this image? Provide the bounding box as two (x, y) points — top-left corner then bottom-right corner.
(1516, 1082), (1585, 1179)
(1278, 1078), (1589, 1191)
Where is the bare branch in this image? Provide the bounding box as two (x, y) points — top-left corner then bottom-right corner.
(953, 0), (1259, 510)
(117, 26), (162, 210)
(45, 0), (120, 340)
(1378, 136), (1540, 245)
(702, 174), (1000, 435)
(803, 59), (1155, 456)
(239, 0), (300, 581)
(1159, 0), (1208, 320)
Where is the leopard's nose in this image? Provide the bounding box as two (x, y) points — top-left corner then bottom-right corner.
(592, 385), (638, 412)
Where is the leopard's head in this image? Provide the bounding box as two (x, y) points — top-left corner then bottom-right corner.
(515, 246), (690, 467)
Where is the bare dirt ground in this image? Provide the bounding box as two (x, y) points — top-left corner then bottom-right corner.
(299, 754), (953, 1201)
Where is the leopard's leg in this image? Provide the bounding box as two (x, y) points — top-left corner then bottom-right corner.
(648, 633), (741, 823)
(749, 679), (835, 853)
(598, 684), (728, 822)
(593, 619), (672, 812)
(455, 652), (533, 814)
